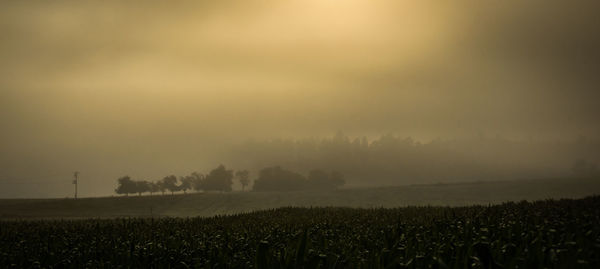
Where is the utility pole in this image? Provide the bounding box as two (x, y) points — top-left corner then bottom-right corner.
(73, 171), (79, 199)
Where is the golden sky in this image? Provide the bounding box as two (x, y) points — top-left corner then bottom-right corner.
(1, 0), (599, 197)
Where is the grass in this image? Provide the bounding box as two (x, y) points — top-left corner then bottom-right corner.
(0, 177), (598, 219)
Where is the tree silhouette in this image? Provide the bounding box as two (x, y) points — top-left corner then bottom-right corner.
(135, 180), (150, 196)
(252, 167), (345, 191)
(149, 181), (160, 195)
(235, 170), (250, 191)
(158, 180), (166, 195)
(190, 172), (204, 192)
(115, 176), (136, 196)
(179, 176), (193, 194)
(161, 175), (179, 195)
(203, 165), (234, 192)
(252, 166), (307, 191)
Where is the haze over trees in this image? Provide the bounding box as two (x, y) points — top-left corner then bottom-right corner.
(224, 132), (600, 186)
(2, 1), (600, 199)
(114, 165), (345, 195)
(572, 159), (599, 178)
(252, 166), (344, 192)
(201, 165), (234, 192)
(113, 132), (600, 196)
(235, 170), (250, 191)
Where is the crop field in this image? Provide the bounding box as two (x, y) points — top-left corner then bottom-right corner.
(1, 196), (599, 268)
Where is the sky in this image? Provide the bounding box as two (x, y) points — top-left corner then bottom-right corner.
(1, 0), (599, 197)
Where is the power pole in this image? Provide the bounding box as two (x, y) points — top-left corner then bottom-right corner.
(73, 171), (79, 199)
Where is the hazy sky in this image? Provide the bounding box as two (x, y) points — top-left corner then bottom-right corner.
(1, 1), (599, 197)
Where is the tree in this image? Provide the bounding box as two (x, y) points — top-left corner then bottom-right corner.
(158, 180), (167, 195)
(252, 166), (307, 192)
(161, 175), (179, 195)
(203, 165), (234, 192)
(135, 180), (150, 196)
(190, 172), (204, 192)
(149, 181), (160, 196)
(115, 176), (136, 196)
(179, 176), (193, 194)
(235, 170), (250, 191)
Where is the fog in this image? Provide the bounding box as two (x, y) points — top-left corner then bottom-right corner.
(1, 1), (599, 198)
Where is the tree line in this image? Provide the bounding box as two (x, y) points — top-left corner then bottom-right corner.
(114, 165), (344, 196)
(252, 166), (344, 191)
(222, 132), (600, 185)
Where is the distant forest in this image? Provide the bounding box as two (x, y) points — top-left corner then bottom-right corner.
(222, 132), (600, 185)
(115, 133), (600, 195)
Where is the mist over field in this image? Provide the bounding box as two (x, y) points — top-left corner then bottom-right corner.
(3, 3), (600, 268)
(1, 0), (600, 198)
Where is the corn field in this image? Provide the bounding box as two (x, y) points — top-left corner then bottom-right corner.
(1, 196), (599, 268)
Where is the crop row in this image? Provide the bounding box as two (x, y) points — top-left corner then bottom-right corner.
(1, 197), (599, 268)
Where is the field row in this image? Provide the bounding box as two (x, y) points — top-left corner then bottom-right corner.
(1, 196), (599, 268)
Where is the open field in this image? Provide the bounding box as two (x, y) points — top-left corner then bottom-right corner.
(1, 177), (598, 219)
(1, 196), (599, 268)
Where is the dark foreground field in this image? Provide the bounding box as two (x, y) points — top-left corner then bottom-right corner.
(1, 196), (599, 268)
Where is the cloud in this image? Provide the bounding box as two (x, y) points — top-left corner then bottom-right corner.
(1, 0), (599, 197)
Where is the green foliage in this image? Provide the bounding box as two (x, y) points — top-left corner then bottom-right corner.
(1, 197), (599, 268)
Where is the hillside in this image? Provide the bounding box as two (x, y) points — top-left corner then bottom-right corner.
(1, 177), (598, 219)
